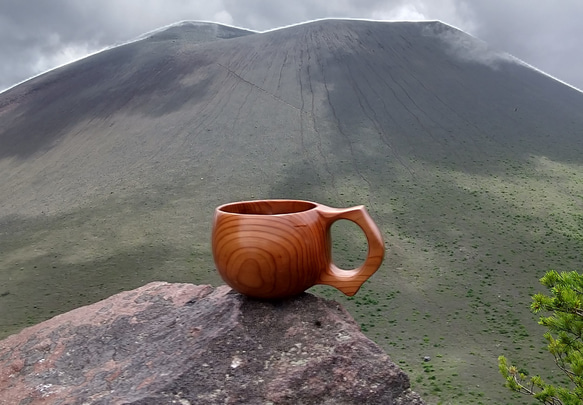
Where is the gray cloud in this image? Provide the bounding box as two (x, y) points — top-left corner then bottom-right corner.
(0, 1), (582, 92)
(0, 0), (232, 90)
(423, 23), (519, 70)
(462, 0), (583, 88)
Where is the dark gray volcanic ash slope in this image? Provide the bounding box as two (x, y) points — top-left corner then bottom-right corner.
(2, 19), (583, 404)
(2, 19), (582, 213)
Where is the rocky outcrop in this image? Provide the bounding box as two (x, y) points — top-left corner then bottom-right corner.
(0, 282), (424, 404)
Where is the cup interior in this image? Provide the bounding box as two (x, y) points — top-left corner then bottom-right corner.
(219, 200), (316, 215)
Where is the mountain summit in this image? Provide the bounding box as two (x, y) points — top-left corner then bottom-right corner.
(2, 19), (581, 212)
(2, 19), (583, 403)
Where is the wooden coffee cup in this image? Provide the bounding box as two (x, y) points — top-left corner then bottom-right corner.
(212, 199), (384, 299)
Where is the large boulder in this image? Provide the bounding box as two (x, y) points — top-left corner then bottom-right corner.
(0, 282), (424, 404)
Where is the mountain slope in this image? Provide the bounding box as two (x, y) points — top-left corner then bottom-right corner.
(2, 19), (583, 403)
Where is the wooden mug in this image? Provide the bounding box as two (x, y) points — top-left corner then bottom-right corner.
(212, 199), (384, 299)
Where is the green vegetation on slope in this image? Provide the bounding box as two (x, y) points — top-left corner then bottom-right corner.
(313, 155), (583, 404)
(2, 152), (583, 404)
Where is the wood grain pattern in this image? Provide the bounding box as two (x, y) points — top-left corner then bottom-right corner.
(212, 200), (384, 299)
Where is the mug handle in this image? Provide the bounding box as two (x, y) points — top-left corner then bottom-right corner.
(316, 205), (385, 296)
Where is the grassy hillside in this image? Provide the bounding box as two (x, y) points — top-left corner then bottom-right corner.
(316, 155), (583, 404)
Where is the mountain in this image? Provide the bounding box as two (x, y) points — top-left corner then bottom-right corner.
(2, 19), (583, 403)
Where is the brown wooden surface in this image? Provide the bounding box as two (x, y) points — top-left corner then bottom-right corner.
(212, 200), (384, 298)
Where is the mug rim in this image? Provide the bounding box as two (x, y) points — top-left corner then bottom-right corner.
(216, 199), (318, 216)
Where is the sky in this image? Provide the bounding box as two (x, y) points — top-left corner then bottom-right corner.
(1, 0), (582, 93)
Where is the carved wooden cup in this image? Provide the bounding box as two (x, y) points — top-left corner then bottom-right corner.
(212, 199), (384, 299)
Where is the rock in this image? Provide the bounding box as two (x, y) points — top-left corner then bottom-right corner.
(0, 282), (425, 404)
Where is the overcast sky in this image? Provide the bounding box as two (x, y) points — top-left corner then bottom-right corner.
(1, 0), (582, 92)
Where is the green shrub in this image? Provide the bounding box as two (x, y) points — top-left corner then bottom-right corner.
(499, 270), (583, 404)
